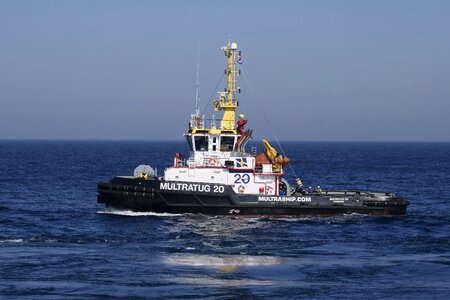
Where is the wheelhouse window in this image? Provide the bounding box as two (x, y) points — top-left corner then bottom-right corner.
(212, 136), (217, 151)
(186, 136), (193, 151)
(194, 136), (209, 151)
(220, 136), (235, 152)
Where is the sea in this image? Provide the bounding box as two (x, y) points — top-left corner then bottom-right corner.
(0, 141), (449, 299)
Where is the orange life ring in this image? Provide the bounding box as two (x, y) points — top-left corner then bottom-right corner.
(238, 185), (245, 193)
(209, 158), (217, 166)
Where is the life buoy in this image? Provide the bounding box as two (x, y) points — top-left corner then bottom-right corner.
(238, 185), (245, 193)
(209, 158), (217, 166)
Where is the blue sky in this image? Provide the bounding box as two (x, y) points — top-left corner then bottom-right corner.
(1, 0), (449, 141)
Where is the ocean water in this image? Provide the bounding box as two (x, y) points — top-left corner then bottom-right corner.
(0, 141), (449, 299)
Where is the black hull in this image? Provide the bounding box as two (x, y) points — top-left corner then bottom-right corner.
(97, 177), (409, 217)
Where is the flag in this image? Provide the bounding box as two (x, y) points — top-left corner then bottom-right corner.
(235, 158), (248, 167)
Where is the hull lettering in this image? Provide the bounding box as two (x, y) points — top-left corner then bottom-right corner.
(258, 196), (312, 203)
(159, 182), (224, 193)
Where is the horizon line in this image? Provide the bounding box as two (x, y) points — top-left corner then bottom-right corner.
(1, 138), (449, 143)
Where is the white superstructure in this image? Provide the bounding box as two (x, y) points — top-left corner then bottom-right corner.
(163, 40), (290, 196)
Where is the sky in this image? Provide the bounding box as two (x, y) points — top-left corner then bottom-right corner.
(1, 0), (449, 141)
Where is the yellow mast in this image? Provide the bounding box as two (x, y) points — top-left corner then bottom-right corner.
(214, 39), (240, 131)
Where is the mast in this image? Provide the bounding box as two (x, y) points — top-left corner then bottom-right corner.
(189, 39), (241, 133)
(194, 46), (200, 117)
(190, 46), (201, 130)
(215, 39), (241, 131)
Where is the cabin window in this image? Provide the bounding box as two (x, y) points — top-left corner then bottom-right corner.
(186, 136), (193, 151)
(220, 136), (235, 152)
(194, 136), (209, 151)
(211, 136), (217, 151)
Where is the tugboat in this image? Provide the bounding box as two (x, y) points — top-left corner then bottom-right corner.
(97, 40), (409, 216)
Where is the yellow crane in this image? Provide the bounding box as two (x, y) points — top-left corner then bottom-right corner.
(261, 139), (290, 173)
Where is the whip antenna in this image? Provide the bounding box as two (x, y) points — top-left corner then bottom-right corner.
(195, 44), (200, 117)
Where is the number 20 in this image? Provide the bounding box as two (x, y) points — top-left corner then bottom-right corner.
(234, 173), (250, 184)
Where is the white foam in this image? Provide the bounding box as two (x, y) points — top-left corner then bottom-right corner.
(96, 209), (182, 217)
(0, 238), (24, 243)
(164, 254), (282, 268)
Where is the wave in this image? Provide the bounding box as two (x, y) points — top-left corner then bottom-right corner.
(0, 238), (24, 243)
(169, 276), (279, 286)
(96, 208), (182, 217)
(164, 253), (283, 269)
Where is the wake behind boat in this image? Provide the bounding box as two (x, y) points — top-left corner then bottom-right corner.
(97, 40), (409, 216)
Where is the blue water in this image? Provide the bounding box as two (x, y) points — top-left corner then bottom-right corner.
(1, 141), (450, 299)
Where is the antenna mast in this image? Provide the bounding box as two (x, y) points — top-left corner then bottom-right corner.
(195, 45), (200, 117)
(214, 39), (241, 131)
